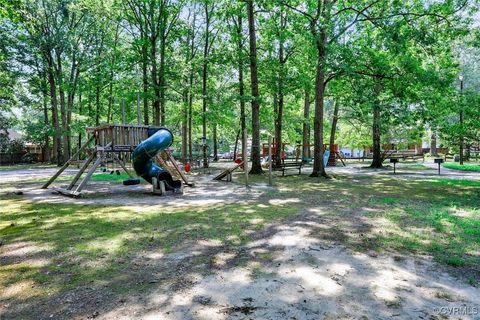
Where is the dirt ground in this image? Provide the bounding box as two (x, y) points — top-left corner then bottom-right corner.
(1, 161), (479, 320)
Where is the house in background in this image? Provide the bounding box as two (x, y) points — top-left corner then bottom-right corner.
(0, 129), (43, 164)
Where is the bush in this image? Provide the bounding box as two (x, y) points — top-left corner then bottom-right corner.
(7, 139), (25, 153)
(21, 153), (38, 163)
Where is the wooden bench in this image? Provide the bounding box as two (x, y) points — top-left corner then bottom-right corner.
(384, 153), (425, 162)
(273, 161), (303, 176)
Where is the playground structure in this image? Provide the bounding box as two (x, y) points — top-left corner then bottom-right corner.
(296, 144), (346, 166)
(212, 161), (245, 181)
(262, 141), (287, 160)
(42, 124), (190, 197)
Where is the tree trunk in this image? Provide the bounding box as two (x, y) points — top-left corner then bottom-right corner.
(236, 14), (247, 163)
(459, 110), (464, 165)
(188, 87), (193, 161)
(159, 36), (166, 126)
(182, 85), (188, 163)
(310, 29), (327, 177)
(247, 0), (263, 174)
(201, 52), (208, 167)
(78, 90), (82, 157)
(213, 124), (218, 161)
(46, 54), (61, 165)
(328, 100), (339, 165)
(42, 74), (50, 162)
(233, 129), (240, 161)
(187, 10), (197, 163)
(430, 131), (437, 156)
(302, 89), (311, 160)
(107, 71), (115, 124)
(181, 54), (189, 163)
(66, 56), (79, 156)
(329, 101), (339, 145)
(95, 83), (101, 125)
(274, 65), (284, 167)
(56, 53), (69, 163)
(201, 2), (210, 168)
(142, 30), (149, 125)
(151, 36), (160, 125)
(274, 10), (286, 168)
(370, 79), (383, 168)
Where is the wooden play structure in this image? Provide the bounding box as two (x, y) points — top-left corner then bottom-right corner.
(212, 161), (244, 182)
(296, 144), (346, 166)
(42, 124), (191, 197)
(156, 151), (194, 187)
(262, 141), (287, 159)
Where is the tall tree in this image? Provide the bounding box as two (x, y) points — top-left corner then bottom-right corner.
(246, 0), (262, 174)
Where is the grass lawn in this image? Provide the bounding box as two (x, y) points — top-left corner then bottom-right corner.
(90, 172), (134, 182)
(1, 170), (479, 315)
(400, 163), (432, 170)
(443, 162), (480, 172)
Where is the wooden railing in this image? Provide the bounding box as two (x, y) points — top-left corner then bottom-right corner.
(86, 124), (163, 152)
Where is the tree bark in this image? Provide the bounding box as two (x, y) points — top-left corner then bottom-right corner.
(181, 24), (191, 164)
(151, 38), (160, 125)
(159, 36), (166, 126)
(56, 52), (69, 163)
(78, 90), (82, 156)
(233, 129), (240, 161)
(328, 100), (339, 165)
(430, 131), (437, 156)
(310, 28), (327, 177)
(236, 14), (247, 163)
(274, 9), (286, 168)
(142, 28), (149, 125)
(201, 2), (211, 168)
(107, 25), (120, 124)
(46, 52), (61, 165)
(213, 124), (218, 161)
(42, 71), (50, 162)
(302, 89), (311, 160)
(247, 0), (263, 174)
(370, 79), (383, 168)
(188, 83), (193, 161)
(181, 84), (188, 164)
(66, 54), (80, 156)
(95, 83), (101, 125)
(187, 9), (197, 163)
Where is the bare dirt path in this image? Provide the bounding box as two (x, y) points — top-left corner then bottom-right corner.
(1, 162), (479, 319)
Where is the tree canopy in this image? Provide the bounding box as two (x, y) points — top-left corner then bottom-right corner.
(0, 0), (478, 171)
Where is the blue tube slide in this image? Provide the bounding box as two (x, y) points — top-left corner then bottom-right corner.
(323, 150), (330, 167)
(132, 128), (175, 185)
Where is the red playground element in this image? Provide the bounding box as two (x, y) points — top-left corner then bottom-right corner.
(234, 158), (243, 164)
(262, 141), (287, 159)
(328, 144), (339, 166)
(184, 162), (191, 173)
(295, 143), (346, 166)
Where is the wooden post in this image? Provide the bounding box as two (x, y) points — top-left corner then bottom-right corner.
(74, 156), (103, 193)
(42, 135), (95, 189)
(67, 152), (96, 190)
(166, 152), (194, 186)
(112, 153), (134, 178)
(268, 136), (272, 186)
(243, 129), (248, 187)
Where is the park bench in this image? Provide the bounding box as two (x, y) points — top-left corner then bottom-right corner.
(273, 161), (303, 176)
(384, 150), (425, 162)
